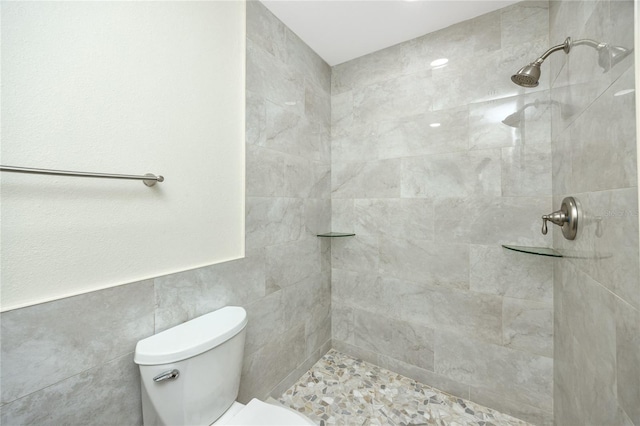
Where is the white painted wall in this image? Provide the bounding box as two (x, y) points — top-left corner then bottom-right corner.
(1, 1), (246, 311)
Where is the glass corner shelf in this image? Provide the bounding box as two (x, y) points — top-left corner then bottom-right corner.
(316, 232), (356, 238)
(502, 244), (562, 258)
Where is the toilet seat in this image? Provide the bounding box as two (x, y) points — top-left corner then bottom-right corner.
(216, 399), (315, 425)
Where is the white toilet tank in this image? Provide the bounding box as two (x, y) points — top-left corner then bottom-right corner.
(134, 306), (247, 426)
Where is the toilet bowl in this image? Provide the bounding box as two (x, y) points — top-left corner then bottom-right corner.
(134, 306), (315, 426)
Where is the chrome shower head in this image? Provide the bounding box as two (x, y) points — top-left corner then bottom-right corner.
(511, 62), (542, 88)
(511, 37), (571, 88)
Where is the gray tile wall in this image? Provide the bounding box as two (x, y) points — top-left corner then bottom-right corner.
(330, 2), (555, 424)
(0, 2), (332, 424)
(549, 0), (639, 424)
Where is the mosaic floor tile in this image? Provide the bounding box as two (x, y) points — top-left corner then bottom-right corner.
(279, 349), (533, 426)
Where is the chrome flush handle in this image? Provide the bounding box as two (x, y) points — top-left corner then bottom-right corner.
(153, 369), (180, 383)
(541, 196), (580, 240)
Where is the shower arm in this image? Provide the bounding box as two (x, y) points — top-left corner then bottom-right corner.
(533, 37), (572, 64)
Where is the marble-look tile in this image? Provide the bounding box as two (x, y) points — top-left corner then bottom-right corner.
(400, 10), (501, 75)
(265, 238), (321, 293)
(353, 198), (434, 240)
(0, 281), (154, 404)
(331, 122), (379, 164)
(401, 149), (501, 199)
(435, 331), (553, 412)
(246, 39), (304, 112)
(331, 303), (354, 343)
(333, 269), (504, 345)
(265, 101), (324, 161)
(305, 314), (332, 360)
(245, 197), (304, 250)
(331, 44), (405, 95)
(284, 156), (330, 199)
(500, 1), (549, 49)
(332, 159), (401, 199)
(352, 70), (433, 125)
(244, 289), (286, 356)
(616, 299), (640, 426)
(469, 244), (553, 302)
(554, 262), (619, 424)
(286, 29), (331, 95)
(502, 142), (552, 197)
(569, 66), (636, 193)
(376, 106), (469, 159)
(304, 78), (331, 129)
(393, 277), (503, 345)
(246, 90), (266, 146)
(331, 270), (393, 318)
(330, 198), (355, 233)
(279, 350), (532, 426)
(283, 272), (331, 334)
(303, 198), (331, 238)
(330, 339), (380, 368)
(330, 90), (353, 137)
(246, 0), (287, 63)
(246, 145), (285, 197)
(352, 308), (435, 370)
(434, 196), (551, 246)
(379, 236), (469, 289)
(1, 353), (141, 426)
(375, 354), (470, 401)
(154, 252), (265, 332)
(503, 297), (553, 357)
(239, 323), (306, 403)
(330, 234), (379, 273)
(468, 386), (553, 426)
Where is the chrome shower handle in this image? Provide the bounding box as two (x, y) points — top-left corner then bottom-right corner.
(541, 210), (567, 235)
(541, 197), (580, 240)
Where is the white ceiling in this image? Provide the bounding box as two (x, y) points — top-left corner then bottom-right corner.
(261, 0), (520, 66)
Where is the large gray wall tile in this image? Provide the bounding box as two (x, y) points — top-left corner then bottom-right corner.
(435, 331), (553, 412)
(1, 281), (154, 404)
(332, 159), (401, 199)
(154, 251), (266, 333)
(469, 244), (553, 302)
(379, 236), (469, 288)
(1, 353), (142, 426)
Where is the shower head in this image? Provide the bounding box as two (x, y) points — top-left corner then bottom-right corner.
(512, 37), (634, 88)
(511, 62), (542, 88)
(597, 43), (633, 71)
(511, 37), (571, 88)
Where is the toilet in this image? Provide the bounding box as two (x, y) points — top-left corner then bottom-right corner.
(134, 306), (315, 425)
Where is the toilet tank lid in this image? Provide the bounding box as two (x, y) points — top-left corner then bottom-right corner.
(134, 306), (247, 365)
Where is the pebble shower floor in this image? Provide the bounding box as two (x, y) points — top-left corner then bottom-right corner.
(278, 349), (532, 426)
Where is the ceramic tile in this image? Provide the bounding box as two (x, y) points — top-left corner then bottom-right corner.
(401, 150), (502, 199)
(0, 353), (141, 426)
(376, 106), (469, 159)
(378, 236), (469, 289)
(469, 244), (553, 302)
(0, 281), (154, 404)
(434, 331), (553, 412)
(245, 197), (304, 249)
(265, 238), (322, 293)
(332, 159), (401, 199)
